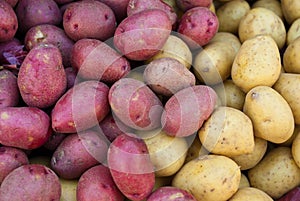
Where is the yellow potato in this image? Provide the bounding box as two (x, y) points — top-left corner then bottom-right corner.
(212, 80), (246, 110)
(283, 37), (300, 73)
(292, 131), (300, 168)
(238, 7), (286, 49)
(287, 18), (300, 45)
(239, 173), (250, 189)
(198, 106), (254, 157)
(243, 86), (294, 143)
(172, 154), (241, 201)
(209, 32), (241, 56)
(252, 0), (283, 20)
(248, 147), (300, 199)
(209, 1), (216, 14)
(217, 0), (250, 34)
(274, 73), (300, 124)
(185, 136), (209, 163)
(281, 0), (300, 24)
(60, 178), (78, 201)
(193, 41), (235, 85)
(147, 35), (192, 69)
(280, 125), (300, 147)
(231, 137), (268, 170)
(231, 35), (281, 93)
(228, 187), (273, 201)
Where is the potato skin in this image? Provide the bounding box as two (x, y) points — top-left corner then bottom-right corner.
(97, 0), (130, 22)
(71, 38), (130, 83)
(0, 146), (29, 184)
(0, 70), (19, 108)
(114, 9), (172, 61)
(162, 85), (217, 137)
(0, 1), (18, 42)
(18, 44), (67, 108)
(283, 37), (300, 73)
(292, 132), (300, 168)
(176, 0), (212, 11)
(51, 131), (108, 179)
(51, 80), (110, 133)
(287, 18), (300, 45)
(63, 0), (116, 41)
(0, 107), (51, 150)
(77, 165), (124, 201)
(281, 0), (300, 24)
(147, 186), (197, 201)
(108, 133), (155, 201)
(0, 164), (61, 201)
(228, 187), (273, 201)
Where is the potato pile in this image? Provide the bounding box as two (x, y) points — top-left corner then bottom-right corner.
(0, 0), (300, 201)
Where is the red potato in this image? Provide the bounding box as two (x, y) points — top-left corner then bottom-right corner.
(178, 7), (219, 48)
(15, 0), (62, 33)
(63, 0), (116, 41)
(51, 80), (110, 133)
(162, 85), (217, 137)
(77, 165), (124, 201)
(0, 0), (18, 42)
(176, 0), (212, 11)
(24, 24), (75, 67)
(114, 9), (172, 61)
(108, 133), (155, 201)
(0, 146), (29, 184)
(71, 38), (131, 83)
(0, 107), (51, 150)
(109, 78), (163, 131)
(43, 131), (67, 151)
(0, 164), (61, 201)
(4, 0), (18, 7)
(51, 131), (108, 179)
(96, 0), (130, 22)
(17, 44), (67, 108)
(0, 69), (19, 108)
(127, 0), (177, 26)
(147, 186), (197, 201)
(277, 187), (300, 201)
(64, 67), (77, 89)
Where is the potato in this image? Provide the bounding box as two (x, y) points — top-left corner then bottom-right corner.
(51, 80), (110, 133)
(209, 32), (241, 55)
(4, 0), (18, 7)
(114, 9), (172, 61)
(60, 178), (78, 201)
(228, 187), (273, 201)
(147, 186), (197, 201)
(212, 80), (246, 110)
(252, 0), (283, 20)
(0, 69), (19, 108)
(71, 38), (130, 83)
(273, 73), (300, 124)
(185, 136), (209, 163)
(177, 7), (219, 48)
(216, 0), (250, 34)
(97, 0), (130, 22)
(107, 133), (155, 201)
(147, 35), (193, 69)
(77, 165), (124, 201)
(239, 173), (250, 189)
(18, 44), (67, 108)
(162, 85), (217, 137)
(199, 106), (254, 157)
(63, 0), (116, 41)
(231, 137), (268, 170)
(51, 130), (108, 179)
(172, 155), (241, 201)
(287, 18), (300, 45)
(176, 0), (212, 11)
(0, 146), (29, 184)
(193, 41), (235, 85)
(243, 86), (294, 143)
(248, 147), (300, 199)
(0, 164), (61, 201)
(24, 24), (75, 67)
(65, 67), (77, 89)
(281, 0), (300, 24)
(0, 107), (51, 150)
(138, 129), (188, 177)
(127, 0), (177, 26)
(144, 57), (195, 96)
(238, 7), (286, 49)
(280, 125), (300, 147)
(292, 131), (300, 168)
(16, 0), (62, 33)
(0, 1), (18, 42)
(283, 37), (300, 73)
(109, 78), (163, 131)
(43, 131), (66, 151)
(231, 35), (281, 93)
(277, 187), (300, 201)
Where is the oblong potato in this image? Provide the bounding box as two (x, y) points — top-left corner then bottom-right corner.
(252, 0), (283, 20)
(281, 0), (300, 24)
(287, 18), (300, 45)
(228, 187), (273, 201)
(0, 70), (19, 108)
(283, 37), (300, 73)
(209, 32), (241, 56)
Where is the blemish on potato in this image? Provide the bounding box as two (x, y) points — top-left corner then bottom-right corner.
(0, 112), (9, 120)
(28, 136), (34, 142)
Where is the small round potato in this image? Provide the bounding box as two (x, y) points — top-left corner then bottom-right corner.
(228, 187), (273, 201)
(287, 18), (300, 45)
(248, 147), (300, 199)
(283, 37), (300, 73)
(281, 0), (300, 24)
(252, 0), (283, 20)
(0, 1), (18, 42)
(292, 131), (300, 168)
(209, 32), (241, 56)
(243, 86), (294, 143)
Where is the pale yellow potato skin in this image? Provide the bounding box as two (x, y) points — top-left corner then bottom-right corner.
(243, 86), (294, 143)
(238, 174), (250, 189)
(60, 178), (78, 201)
(209, 32), (241, 56)
(274, 73), (300, 124)
(228, 187), (274, 201)
(198, 106), (254, 157)
(287, 18), (300, 45)
(185, 136), (209, 163)
(252, 0), (283, 20)
(231, 35), (281, 93)
(280, 125), (300, 147)
(248, 147), (300, 199)
(283, 37), (300, 73)
(238, 7), (286, 49)
(217, 0), (250, 34)
(231, 137), (267, 170)
(172, 154), (241, 201)
(281, 0), (300, 24)
(292, 131), (300, 168)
